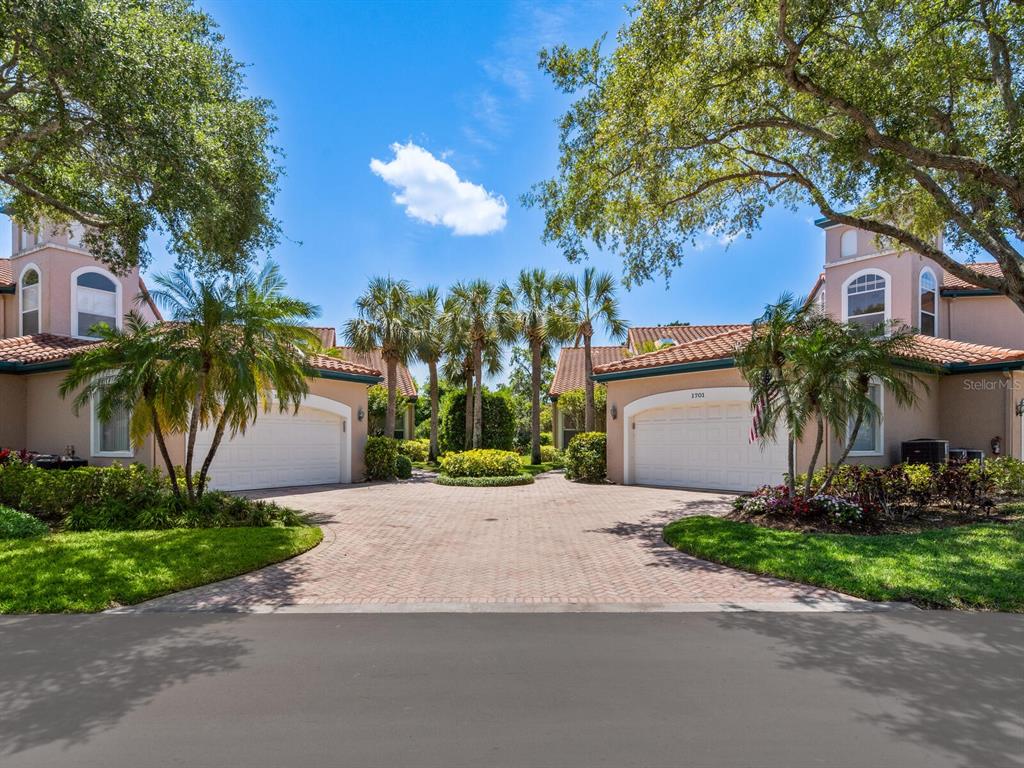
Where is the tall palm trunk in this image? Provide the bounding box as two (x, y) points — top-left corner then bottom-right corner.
(530, 338), (543, 465)
(197, 407), (231, 500)
(184, 359), (211, 503)
(773, 361), (797, 496)
(428, 359), (439, 462)
(149, 405), (180, 498)
(473, 340), (484, 448)
(583, 332), (596, 431)
(820, 409), (865, 495)
(464, 367), (474, 450)
(804, 412), (826, 497)
(385, 357), (398, 438)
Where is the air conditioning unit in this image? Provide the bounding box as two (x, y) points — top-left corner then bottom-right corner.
(950, 448), (985, 466)
(901, 439), (949, 465)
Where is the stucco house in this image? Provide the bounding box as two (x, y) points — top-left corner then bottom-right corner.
(0, 219), (385, 490)
(551, 220), (1024, 492)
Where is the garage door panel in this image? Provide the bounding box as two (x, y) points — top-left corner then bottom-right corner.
(632, 399), (787, 492)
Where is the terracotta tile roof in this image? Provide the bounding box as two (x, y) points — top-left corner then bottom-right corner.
(0, 259), (12, 288)
(0, 334), (100, 365)
(941, 262), (1003, 291)
(626, 324), (748, 350)
(306, 352), (382, 379)
(331, 347), (417, 396)
(550, 345), (628, 395)
(596, 324), (1024, 376)
(307, 326), (336, 348)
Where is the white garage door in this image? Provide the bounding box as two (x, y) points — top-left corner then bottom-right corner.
(195, 402), (346, 491)
(631, 400), (788, 492)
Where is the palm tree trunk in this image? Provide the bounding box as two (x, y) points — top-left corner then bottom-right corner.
(150, 407), (180, 498)
(428, 359), (440, 461)
(820, 409), (865, 495)
(804, 413), (825, 497)
(473, 341), (484, 448)
(463, 367), (473, 450)
(583, 333), (595, 432)
(530, 339), (542, 465)
(774, 364), (797, 496)
(184, 361), (210, 503)
(385, 357), (398, 438)
(196, 408), (231, 500)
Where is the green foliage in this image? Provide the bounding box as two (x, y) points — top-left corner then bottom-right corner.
(367, 384), (409, 437)
(439, 449), (523, 478)
(540, 431), (553, 446)
(435, 474), (535, 487)
(989, 457), (1024, 498)
(564, 432), (606, 482)
(0, 506), (48, 540)
(533, 0), (1024, 305)
(395, 454), (413, 480)
(397, 438), (430, 463)
(1, 1), (280, 274)
(364, 436), (400, 481)
(539, 445), (563, 465)
(439, 390), (515, 453)
(0, 527), (322, 613)
(664, 516), (1024, 612)
(556, 386), (607, 432)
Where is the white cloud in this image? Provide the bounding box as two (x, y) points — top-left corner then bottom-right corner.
(370, 142), (508, 236)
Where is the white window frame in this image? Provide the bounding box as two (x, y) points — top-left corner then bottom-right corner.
(841, 268), (891, 330)
(71, 265), (122, 339)
(840, 229), (858, 258)
(90, 386), (134, 459)
(848, 381), (884, 457)
(918, 267), (938, 336)
(18, 262), (41, 336)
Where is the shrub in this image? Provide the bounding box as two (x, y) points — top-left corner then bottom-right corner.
(364, 436), (399, 481)
(366, 384), (409, 437)
(397, 439), (429, 463)
(539, 445), (563, 465)
(988, 457), (1024, 498)
(439, 449), (522, 478)
(435, 474), (534, 487)
(395, 454), (413, 480)
(438, 390), (516, 453)
(540, 431), (553, 446)
(0, 505), (48, 539)
(935, 460), (995, 513)
(556, 386), (608, 433)
(0, 459), (36, 510)
(16, 463), (166, 526)
(564, 432), (606, 482)
(733, 485), (865, 526)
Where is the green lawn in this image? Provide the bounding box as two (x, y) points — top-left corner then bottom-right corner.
(0, 526), (322, 613)
(663, 516), (1024, 612)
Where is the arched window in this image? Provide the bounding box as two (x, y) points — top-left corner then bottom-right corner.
(72, 267), (120, 338)
(840, 229), (858, 258)
(919, 268), (937, 336)
(19, 266), (40, 335)
(845, 271), (888, 333)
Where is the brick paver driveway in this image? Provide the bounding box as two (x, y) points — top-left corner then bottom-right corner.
(131, 473), (862, 612)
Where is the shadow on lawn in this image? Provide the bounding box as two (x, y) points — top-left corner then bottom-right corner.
(0, 615), (248, 757)
(714, 611), (1024, 768)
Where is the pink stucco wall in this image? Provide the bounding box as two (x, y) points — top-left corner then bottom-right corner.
(945, 295), (1024, 350)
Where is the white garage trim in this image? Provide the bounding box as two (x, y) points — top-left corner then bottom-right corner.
(623, 387), (752, 485)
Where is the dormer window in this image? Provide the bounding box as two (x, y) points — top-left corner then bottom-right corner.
(844, 270), (889, 334)
(919, 268), (937, 336)
(840, 230), (858, 258)
(72, 267), (120, 338)
(19, 266), (40, 335)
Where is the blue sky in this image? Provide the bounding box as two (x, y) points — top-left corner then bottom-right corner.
(12, 1), (832, 381)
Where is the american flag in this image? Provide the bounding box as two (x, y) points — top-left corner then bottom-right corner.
(749, 396), (765, 444)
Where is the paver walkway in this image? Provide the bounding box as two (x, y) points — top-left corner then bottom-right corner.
(130, 473), (865, 612)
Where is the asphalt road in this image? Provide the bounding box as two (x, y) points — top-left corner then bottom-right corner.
(0, 612), (1021, 768)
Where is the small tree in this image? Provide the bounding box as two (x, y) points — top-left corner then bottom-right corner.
(556, 386), (607, 434)
(411, 286), (444, 461)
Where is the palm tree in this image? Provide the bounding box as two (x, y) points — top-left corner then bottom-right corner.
(449, 279), (513, 448)
(440, 303), (503, 450)
(60, 311), (187, 497)
(411, 286), (444, 461)
(565, 268), (626, 431)
(498, 269), (574, 464)
(345, 277), (418, 439)
(150, 262), (320, 501)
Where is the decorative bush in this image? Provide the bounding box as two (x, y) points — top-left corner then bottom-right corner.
(438, 390), (516, 453)
(539, 445), (563, 466)
(17, 463), (167, 525)
(364, 435), (399, 480)
(0, 505), (48, 539)
(439, 449), (523, 478)
(540, 431), (553, 446)
(989, 457), (1024, 498)
(397, 438), (429, 463)
(435, 474), (534, 487)
(733, 485), (864, 526)
(564, 432), (606, 482)
(395, 454), (413, 480)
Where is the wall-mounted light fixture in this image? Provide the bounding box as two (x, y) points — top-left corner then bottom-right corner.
(611, 403), (618, 420)
(357, 406), (365, 422)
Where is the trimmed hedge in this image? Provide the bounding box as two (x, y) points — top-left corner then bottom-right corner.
(565, 432), (607, 482)
(440, 449), (522, 478)
(435, 474), (535, 487)
(395, 454), (413, 480)
(364, 436), (399, 480)
(439, 390), (515, 453)
(397, 438), (430, 463)
(0, 505), (48, 539)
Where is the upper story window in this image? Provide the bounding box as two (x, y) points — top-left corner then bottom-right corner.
(845, 270), (889, 333)
(19, 266), (40, 335)
(919, 268), (937, 336)
(840, 230), (858, 258)
(72, 267), (120, 338)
